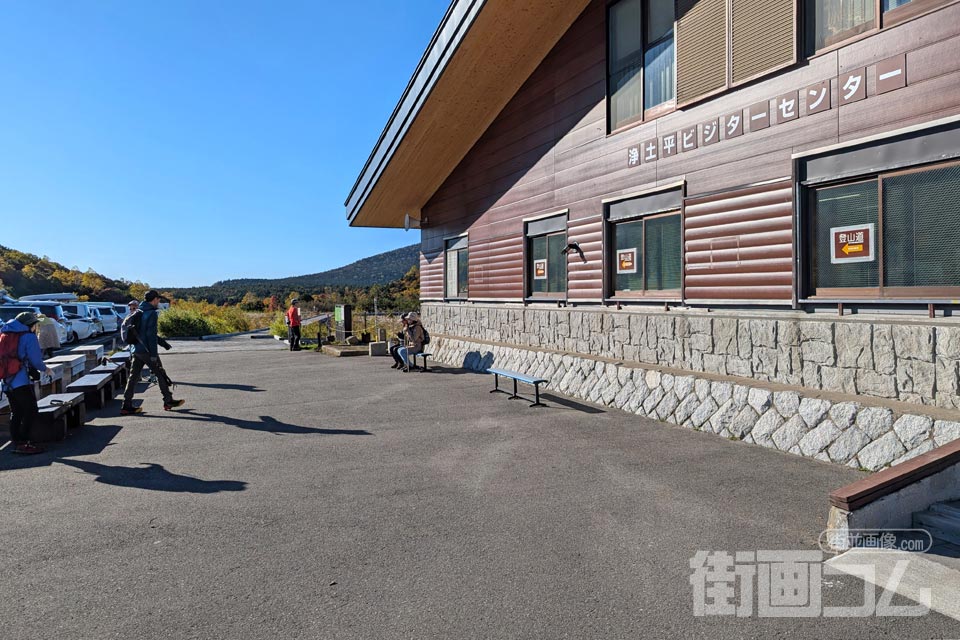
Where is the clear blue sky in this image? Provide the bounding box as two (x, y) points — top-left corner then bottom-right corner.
(0, 1), (449, 287)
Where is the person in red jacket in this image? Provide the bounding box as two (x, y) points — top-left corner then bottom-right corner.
(286, 299), (301, 351)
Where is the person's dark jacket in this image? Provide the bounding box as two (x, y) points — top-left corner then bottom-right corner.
(134, 303), (161, 360)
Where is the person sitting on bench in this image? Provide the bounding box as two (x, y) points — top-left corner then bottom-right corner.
(396, 312), (425, 373)
(389, 314), (410, 369)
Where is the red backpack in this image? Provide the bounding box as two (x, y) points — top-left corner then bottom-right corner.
(0, 331), (24, 381)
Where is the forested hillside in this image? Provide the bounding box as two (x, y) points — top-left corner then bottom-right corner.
(0, 245), (147, 302)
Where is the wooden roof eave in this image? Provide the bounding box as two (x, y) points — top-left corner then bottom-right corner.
(344, 0), (592, 229)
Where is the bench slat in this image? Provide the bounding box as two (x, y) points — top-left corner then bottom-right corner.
(486, 368), (547, 384)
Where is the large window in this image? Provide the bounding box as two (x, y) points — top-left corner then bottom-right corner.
(444, 236), (468, 299)
(526, 214), (568, 297)
(608, 0), (675, 130)
(806, 0), (931, 53)
(808, 161), (960, 298)
(611, 214), (682, 296)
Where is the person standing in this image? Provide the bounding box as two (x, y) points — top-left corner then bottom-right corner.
(0, 312), (51, 454)
(35, 313), (61, 359)
(120, 290), (184, 415)
(286, 299), (302, 351)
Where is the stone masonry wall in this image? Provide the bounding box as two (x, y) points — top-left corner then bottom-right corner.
(422, 304), (960, 409)
(429, 336), (960, 471)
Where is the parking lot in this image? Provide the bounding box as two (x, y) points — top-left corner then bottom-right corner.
(1, 339), (956, 639)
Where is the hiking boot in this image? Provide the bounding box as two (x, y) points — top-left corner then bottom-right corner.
(13, 442), (44, 455)
(164, 399), (185, 411)
(120, 406), (143, 416)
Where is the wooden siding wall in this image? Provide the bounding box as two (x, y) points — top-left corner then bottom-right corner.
(684, 179), (794, 301)
(419, 0), (960, 303)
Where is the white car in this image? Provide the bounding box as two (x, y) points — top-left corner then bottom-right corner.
(63, 312), (97, 342)
(89, 303), (120, 333)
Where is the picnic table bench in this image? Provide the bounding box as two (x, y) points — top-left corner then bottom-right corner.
(33, 392), (86, 442)
(71, 345), (105, 373)
(46, 354), (86, 383)
(92, 362), (127, 391)
(66, 373), (114, 409)
(486, 367), (548, 407)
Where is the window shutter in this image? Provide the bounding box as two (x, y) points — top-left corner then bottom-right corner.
(675, 0), (727, 105)
(731, 0), (796, 84)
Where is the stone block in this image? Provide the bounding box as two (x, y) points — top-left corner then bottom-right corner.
(892, 325), (934, 362)
(711, 381), (734, 406)
(892, 415), (933, 450)
(748, 388), (773, 414)
(703, 354), (727, 375)
(737, 321), (753, 359)
(855, 406), (894, 440)
(732, 385), (749, 409)
(856, 370), (897, 399)
(891, 440), (935, 467)
(802, 361), (822, 389)
(835, 322), (873, 369)
(776, 348), (803, 386)
(709, 400), (738, 434)
(690, 397), (719, 430)
(801, 341), (835, 366)
(751, 409), (784, 448)
(641, 387), (665, 416)
(799, 420), (842, 456)
(828, 402), (861, 429)
(714, 319), (738, 355)
(655, 393), (680, 421)
(773, 391), (800, 417)
(661, 373), (675, 392)
(368, 342), (388, 357)
(645, 370), (662, 390)
(752, 347), (778, 380)
(933, 420), (960, 447)
(772, 415), (808, 451)
(694, 378), (711, 401)
(828, 428), (871, 465)
(819, 367), (858, 395)
(895, 360), (935, 402)
(626, 384), (650, 414)
(857, 432), (906, 471)
(690, 333), (714, 353)
(729, 406), (759, 439)
(675, 393), (701, 426)
(777, 321), (800, 347)
(798, 398), (831, 427)
(872, 325), (896, 375)
(937, 326), (960, 359)
(674, 376), (695, 399)
(750, 320), (777, 348)
(799, 321), (833, 344)
(614, 382), (636, 409)
(726, 356), (752, 378)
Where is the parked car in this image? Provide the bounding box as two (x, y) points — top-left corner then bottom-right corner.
(88, 303), (121, 333)
(25, 301), (71, 341)
(60, 303), (104, 336)
(114, 303), (130, 320)
(62, 312), (97, 342)
(0, 305), (69, 345)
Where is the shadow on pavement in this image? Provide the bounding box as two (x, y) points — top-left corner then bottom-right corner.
(57, 460), (247, 493)
(174, 382), (265, 392)
(539, 393), (606, 414)
(0, 424), (122, 472)
(158, 409), (373, 436)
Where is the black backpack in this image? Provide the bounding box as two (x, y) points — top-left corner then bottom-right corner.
(120, 309), (143, 346)
(422, 327), (431, 345)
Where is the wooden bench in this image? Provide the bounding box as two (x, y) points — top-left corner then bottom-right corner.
(92, 362), (127, 391)
(107, 350), (133, 370)
(66, 373), (114, 409)
(411, 352), (432, 372)
(46, 354), (86, 383)
(71, 345), (105, 373)
(33, 392), (86, 442)
(486, 367), (548, 407)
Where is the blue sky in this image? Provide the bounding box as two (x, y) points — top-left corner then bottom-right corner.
(0, 1), (449, 287)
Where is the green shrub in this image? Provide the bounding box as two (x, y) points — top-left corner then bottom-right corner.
(158, 308), (214, 337)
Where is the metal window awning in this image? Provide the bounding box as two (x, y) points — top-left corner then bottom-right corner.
(343, 0), (591, 229)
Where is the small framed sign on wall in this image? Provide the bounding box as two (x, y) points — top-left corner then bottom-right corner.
(534, 259), (548, 280)
(617, 248), (637, 274)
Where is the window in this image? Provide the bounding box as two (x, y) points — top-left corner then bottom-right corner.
(525, 214), (568, 297)
(805, 0), (876, 52)
(808, 161), (960, 297)
(608, 0), (675, 130)
(607, 187), (683, 297)
(444, 236), (468, 298)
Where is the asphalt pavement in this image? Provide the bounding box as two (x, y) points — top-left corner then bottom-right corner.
(1, 338), (957, 639)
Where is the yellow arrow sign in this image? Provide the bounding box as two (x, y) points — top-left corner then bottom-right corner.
(842, 243), (863, 255)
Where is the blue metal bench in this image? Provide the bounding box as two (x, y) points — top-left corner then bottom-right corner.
(411, 352), (432, 372)
(486, 367), (548, 407)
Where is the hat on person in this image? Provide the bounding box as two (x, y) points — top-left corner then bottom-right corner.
(128, 300), (139, 306)
(15, 311), (39, 327)
(407, 311), (420, 322)
(292, 298), (300, 304)
(144, 290), (160, 302)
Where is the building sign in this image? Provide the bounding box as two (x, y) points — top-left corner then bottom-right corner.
(533, 259), (548, 280)
(617, 248), (637, 274)
(876, 54), (906, 94)
(623, 54), (909, 168)
(830, 224), (875, 264)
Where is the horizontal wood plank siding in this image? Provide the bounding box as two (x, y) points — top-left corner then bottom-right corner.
(416, 0), (960, 305)
(683, 179), (794, 301)
(420, 249), (444, 300)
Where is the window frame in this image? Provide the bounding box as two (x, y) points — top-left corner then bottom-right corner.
(605, 210), (684, 301)
(443, 234), (469, 300)
(606, 0), (677, 134)
(804, 158), (960, 300)
(524, 212), (569, 301)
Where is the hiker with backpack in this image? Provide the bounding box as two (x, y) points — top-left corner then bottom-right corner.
(396, 311), (429, 373)
(0, 312), (51, 454)
(119, 290), (184, 415)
